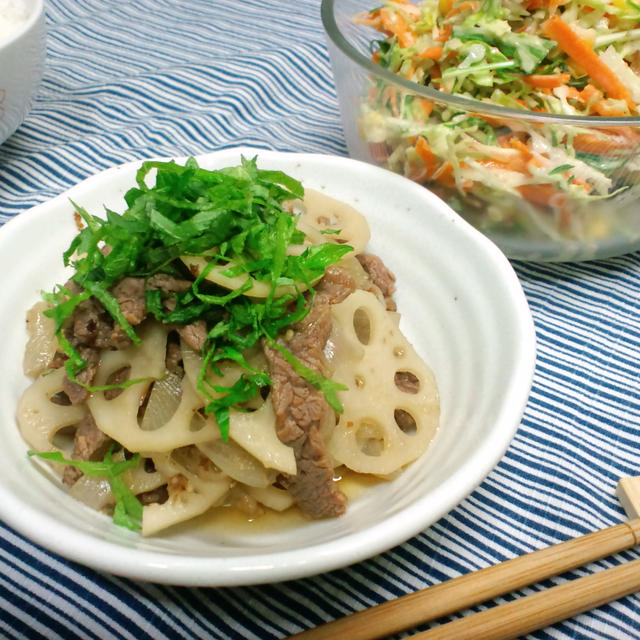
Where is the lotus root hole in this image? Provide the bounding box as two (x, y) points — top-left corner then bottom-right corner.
(104, 366), (131, 401)
(353, 307), (371, 345)
(49, 391), (71, 406)
(394, 370), (420, 394)
(394, 409), (417, 436)
(52, 425), (76, 450)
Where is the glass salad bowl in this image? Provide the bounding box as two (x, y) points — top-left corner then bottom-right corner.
(322, 0), (640, 262)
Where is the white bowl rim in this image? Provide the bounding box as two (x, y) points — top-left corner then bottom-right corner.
(0, 0), (44, 49)
(0, 147), (537, 586)
(321, 0), (640, 126)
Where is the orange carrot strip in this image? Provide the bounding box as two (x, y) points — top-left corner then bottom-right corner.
(542, 15), (634, 106)
(574, 129), (639, 153)
(379, 8), (416, 47)
(435, 23), (452, 42)
(354, 11), (382, 28)
(432, 161), (456, 187)
(518, 184), (573, 227)
(415, 137), (438, 177)
(476, 140), (536, 173)
(378, 7), (395, 31)
(522, 73), (571, 88)
(509, 137), (532, 155)
(517, 184), (566, 206)
(418, 46), (444, 59)
(473, 112), (512, 127)
(571, 178), (591, 192)
(517, 184), (548, 205)
(580, 83), (603, 103)
(403, 62), (416, 79)
(509, 139), (544, 168)
(445, 1), (478, 18)
(398, 30), (417, 48)
(418, 99), (434, 116)
(592, 103), (628, 116)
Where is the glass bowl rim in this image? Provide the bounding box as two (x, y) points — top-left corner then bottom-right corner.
(321, 0), (640, 127)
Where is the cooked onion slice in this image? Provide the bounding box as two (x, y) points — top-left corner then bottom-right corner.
(140, 371), (183, 431)
(23, 301), (60, 377)
(197, 439), (276, 488)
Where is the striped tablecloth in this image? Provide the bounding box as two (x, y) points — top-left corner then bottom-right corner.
(2, 1), (640, 638)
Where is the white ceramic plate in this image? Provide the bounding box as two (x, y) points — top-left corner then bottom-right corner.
(0, 148), (536, 586)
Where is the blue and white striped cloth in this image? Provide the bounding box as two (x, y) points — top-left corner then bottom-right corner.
(2, 1), (640, 637)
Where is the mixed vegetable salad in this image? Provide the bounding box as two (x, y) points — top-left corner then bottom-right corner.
(355, 0), (640, 249)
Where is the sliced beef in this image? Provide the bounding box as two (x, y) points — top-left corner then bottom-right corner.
(66, 296), (133, 351)
(165, 339), (183, 373)
(263, 266), (356, 519)
(62, 412), (112, 484)
(50, 352), (67, 370)
(62, 346), (101, 405)
(264, 342), (345, 518)
(59, 272), (201, 400)
(70, 297), (114, 348)
(317, 264), (358, 307)
(356, 253), (397, 311)
(177, 320), (208, 352)
(112, 277), (147, 325)
(146, 273), (192, 294)
(62, 293), (131, 402)
(106, 324), (135, 350)
(146, 275), (201, 345)
(63, 279), (83, 296)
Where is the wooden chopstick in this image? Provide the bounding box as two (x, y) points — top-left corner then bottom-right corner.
(288, 518), (640, 640)
(412, 558), (640, 639)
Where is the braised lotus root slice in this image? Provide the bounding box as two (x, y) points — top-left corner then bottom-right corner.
(295, 188), (371, 255)
(17, 366), (86, 453)
(142, 448), (231, 536)
(180, 254), (314, 299)
(327, 290), (439, 475)
(182, 343), (296, 475)
(87, 323), (219, 453)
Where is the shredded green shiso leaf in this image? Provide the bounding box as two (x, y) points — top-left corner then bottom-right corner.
(44, 156), (353, 440)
